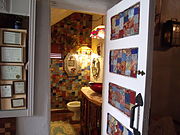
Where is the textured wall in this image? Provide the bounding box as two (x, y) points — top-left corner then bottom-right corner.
(50, 13), (92, 109)
(151, 0), (180, 122)
(51, 13), (92, 57)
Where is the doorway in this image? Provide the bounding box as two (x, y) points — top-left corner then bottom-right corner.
(49, 8), (105, 134)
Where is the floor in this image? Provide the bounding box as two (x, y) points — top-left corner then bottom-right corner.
(51, 109), (81, 135)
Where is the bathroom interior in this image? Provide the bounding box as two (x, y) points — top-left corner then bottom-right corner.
(50, 8), (105, 135)
(49, 0), (180, 134)
(0, 0), (179, 134)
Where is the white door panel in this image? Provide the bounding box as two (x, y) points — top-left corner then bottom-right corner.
(102, 0), (154, 134)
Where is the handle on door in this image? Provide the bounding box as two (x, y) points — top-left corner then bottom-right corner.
(130, 93), (143, 135)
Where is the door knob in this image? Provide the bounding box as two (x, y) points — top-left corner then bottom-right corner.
(137, 70), (145, 76)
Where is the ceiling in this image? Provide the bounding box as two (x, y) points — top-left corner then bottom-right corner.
(51, 8), (74, 26)
(50, 0), (121, 15)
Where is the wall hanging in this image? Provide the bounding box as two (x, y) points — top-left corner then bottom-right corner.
(162, 19), (180, 47)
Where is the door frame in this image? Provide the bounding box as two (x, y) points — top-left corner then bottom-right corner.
(49, 0), (155, 134)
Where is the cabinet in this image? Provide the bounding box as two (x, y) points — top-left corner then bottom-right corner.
(81, 87), (102, 135)
(0, 0), (30, 16)
(0, 0), (36, 118)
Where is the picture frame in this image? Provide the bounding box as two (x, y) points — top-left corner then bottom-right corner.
(0, 47), (24, 63)
(13, 81), (26, 94)
(11, 98), (25, 108)
(3, 30), (22, 45)
(0, 84), (12, 98)
(0, 65), (23, 80)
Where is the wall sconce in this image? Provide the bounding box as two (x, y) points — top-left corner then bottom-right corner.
(162, 19), (180, 47)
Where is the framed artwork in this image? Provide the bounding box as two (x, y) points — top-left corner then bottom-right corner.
(0, 66), (23, 80)
(111, 3), (140, 40)
(13, 81), (26, 94)
(91, 58), (100, 79)
(109, 48), (138, 78)
(0, 84), (12, 98)
(11, 98), (25, 108)
(0, 47), (23, 63)
(108, 83), (136, 116)
(3, 31), (22, 45)
(107, 113), (133, 135)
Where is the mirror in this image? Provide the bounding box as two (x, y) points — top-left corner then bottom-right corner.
(64, 53), (81, 76)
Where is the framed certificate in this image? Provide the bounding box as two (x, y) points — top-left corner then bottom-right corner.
(11, 98), (25, 108)
(0, 47), (23, 62)
(13, 81), (25, 94)
(0, 84), (12, 98)
(3, 31), (22, 45)
(0, 66), (23, 80)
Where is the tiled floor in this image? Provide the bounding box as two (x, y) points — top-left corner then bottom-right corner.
(51, 109), (81, 135)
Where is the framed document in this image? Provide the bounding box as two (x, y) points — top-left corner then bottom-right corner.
(3, 31), (22, 45)
(13, 81), (25, 94)
(0, 47), (23, 62)
(0, 66), (23, 80)
(0, 84), (12, 98)
(11, 98), (25, 108)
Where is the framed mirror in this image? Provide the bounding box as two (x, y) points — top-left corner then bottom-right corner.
(64, 53), (81, 76)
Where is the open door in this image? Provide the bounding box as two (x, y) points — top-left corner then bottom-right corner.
(102, 0), (155, 134)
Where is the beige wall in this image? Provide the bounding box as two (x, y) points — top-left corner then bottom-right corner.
(16, 0), (50, 134)
(151, 0), (180, 122)
(90, 14), (105, 83)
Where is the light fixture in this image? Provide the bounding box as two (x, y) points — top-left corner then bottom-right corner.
(50, 53), (62, 59)
(162, 19), (180, 47)
(90, 16), (105, 39)
(77, 44), (92, 55)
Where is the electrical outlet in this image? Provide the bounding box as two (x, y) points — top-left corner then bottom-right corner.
(0, 0), (7, 12)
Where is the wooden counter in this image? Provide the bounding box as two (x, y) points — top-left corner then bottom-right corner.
(81, 87), (102, 135)
(81, 87), (102, 106)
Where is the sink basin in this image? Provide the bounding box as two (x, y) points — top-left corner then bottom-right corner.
(89, 82), (103, 93)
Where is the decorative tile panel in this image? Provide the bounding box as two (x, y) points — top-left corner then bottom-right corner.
(109, 48), (138, 78)
(111, 3), (140, 40)
(108, 83), (136, 117)
(107, 113), (133, 135)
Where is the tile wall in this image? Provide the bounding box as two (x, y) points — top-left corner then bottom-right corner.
(50, 13), (92, 109)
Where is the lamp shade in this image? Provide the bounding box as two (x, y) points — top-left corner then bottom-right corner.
(90, 25), (105, 39)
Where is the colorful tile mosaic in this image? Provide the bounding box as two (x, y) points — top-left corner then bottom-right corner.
(109, 48), (138, 78)
(107, 113), (133, 135)
(51, 13), (92, 56)
(0, 118), (16, 135)
(108, 83), (136, 117)
(50, 57), (91, 109)
(111, 3), (140, 40)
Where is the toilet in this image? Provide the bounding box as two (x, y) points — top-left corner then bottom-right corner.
(67, 101), (81, 121)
